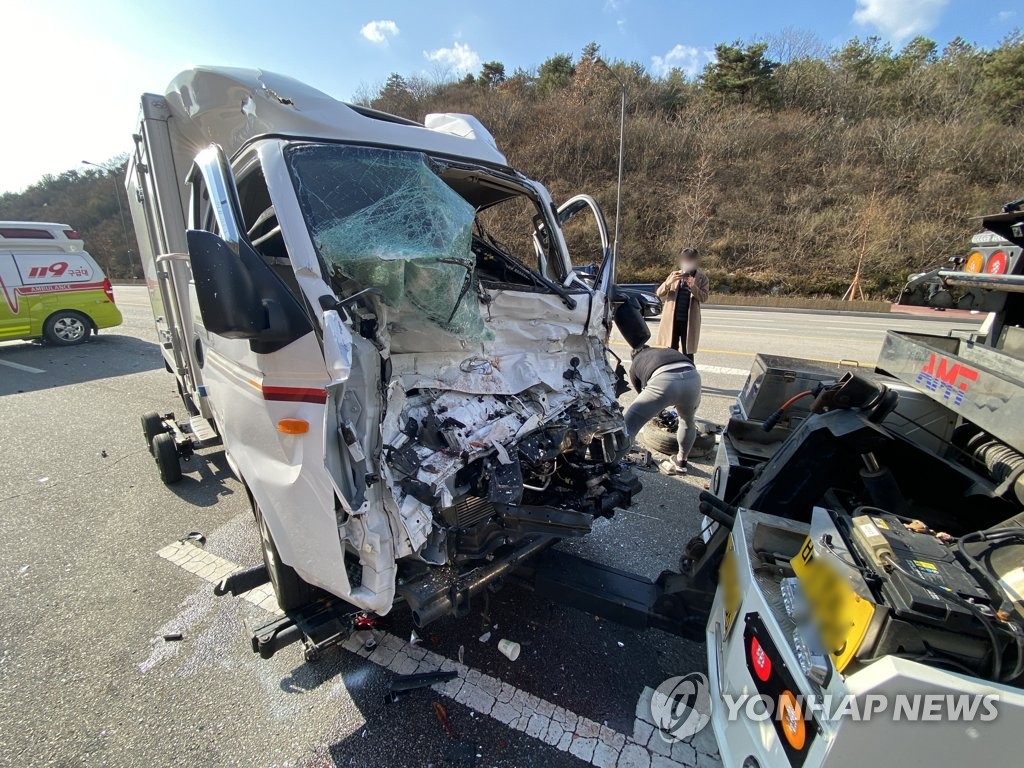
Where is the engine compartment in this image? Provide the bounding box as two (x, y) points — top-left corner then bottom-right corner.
(720, 366), (1024, 688)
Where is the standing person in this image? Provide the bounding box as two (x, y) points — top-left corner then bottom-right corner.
(624, 345), (702, 475)
(655, 248), (710, 361)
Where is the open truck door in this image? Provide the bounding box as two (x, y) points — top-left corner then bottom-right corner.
(556, 194), (613, 330)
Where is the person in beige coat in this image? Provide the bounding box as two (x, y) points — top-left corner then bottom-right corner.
(655, 248), (710, 360)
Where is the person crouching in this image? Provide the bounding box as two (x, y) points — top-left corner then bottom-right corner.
(624, 344), (702, 475)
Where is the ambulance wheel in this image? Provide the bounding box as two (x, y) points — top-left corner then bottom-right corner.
(43, 311), (90, 346)
(255, 501), (316, 612)
(141, 412), (165, 455)
(152, 432), (182, 484)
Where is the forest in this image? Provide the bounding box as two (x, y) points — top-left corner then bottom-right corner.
(2, 31), (1022, 297)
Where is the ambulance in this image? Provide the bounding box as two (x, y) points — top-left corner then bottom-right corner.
(0, 222), (123, 345)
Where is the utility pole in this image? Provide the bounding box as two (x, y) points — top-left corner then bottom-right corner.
(597, 57), (627, 327)
(82, 160), (138, 279)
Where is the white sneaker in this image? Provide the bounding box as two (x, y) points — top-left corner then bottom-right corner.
(659, 457), (688, 475)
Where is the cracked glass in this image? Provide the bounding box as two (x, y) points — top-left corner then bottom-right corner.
(287, 144), (488, 338)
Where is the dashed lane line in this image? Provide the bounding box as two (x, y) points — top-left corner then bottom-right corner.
(155, 540), (722, 768)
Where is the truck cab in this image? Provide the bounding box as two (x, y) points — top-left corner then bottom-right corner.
(127, 67), (638, 622)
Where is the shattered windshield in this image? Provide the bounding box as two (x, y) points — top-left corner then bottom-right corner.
(287, 144), (487, 338)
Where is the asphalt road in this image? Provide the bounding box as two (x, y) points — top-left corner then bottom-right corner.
(0, 287), (980, 767)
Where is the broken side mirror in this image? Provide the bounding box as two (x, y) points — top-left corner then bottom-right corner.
(187, 229), (312, 353)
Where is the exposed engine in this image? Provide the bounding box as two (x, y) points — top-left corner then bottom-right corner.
(721, 367), (1024, 687)
(378, 354), (638, 626)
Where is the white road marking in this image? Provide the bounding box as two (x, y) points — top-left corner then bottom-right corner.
(0, 359), (44, 374)
(697, 365), (749, 377)
(156, 541), (722, 767)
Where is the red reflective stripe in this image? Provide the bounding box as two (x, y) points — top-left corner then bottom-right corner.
(261, 386), (327, 404)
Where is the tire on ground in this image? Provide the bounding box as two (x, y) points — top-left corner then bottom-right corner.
(255, 501), (316, 612)
(42, 310), (91, 346)
(637, 421), (717, 458)
(141, 412), (164, 455)
(152, 432), (182, 484)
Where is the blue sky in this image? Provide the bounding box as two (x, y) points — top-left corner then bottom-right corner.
(1, 0), (1018, 193)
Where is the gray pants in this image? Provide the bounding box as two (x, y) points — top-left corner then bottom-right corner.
(624, 369), (702, 458)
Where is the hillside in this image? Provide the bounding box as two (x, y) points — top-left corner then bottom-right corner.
(2, 32), (1022, 296)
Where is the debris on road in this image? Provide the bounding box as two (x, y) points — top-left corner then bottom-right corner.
(497, 639), (520, 661)
(388, 670), (457, 695)
(433, 700), (454, 737)
(162, 632), (183, 642)
(478, 631), (491, 643)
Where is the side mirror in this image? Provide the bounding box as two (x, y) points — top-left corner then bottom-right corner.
(186, 229), (311, 353)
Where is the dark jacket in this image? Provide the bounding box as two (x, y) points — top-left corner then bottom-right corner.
(629, 347), (695, 393)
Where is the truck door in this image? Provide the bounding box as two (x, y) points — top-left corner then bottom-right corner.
(557, 194), (613, 329)
(187, 146), (352, 598)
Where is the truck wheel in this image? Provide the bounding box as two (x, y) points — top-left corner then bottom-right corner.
(141, 412), (165, 455)
(637, 422), (717, 458)
(152, 432), (182, 484)
(255, 501), (316, 612)
(43, 311), (90, 346)
(637, 422), (681, 455)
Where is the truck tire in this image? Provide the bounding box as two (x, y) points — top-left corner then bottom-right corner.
(42, 310), (90, 346)
(152, 432), (182, 484)
(637, 421), (717, 458)
(255, 501), (316, 612)
(141, 412), (165, 455)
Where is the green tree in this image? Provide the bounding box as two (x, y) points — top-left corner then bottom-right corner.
(537, 53), (575, 94)
(700, 41), (779, 105)
(477, 61), (507, 88)
(982, 31), (1024, 122)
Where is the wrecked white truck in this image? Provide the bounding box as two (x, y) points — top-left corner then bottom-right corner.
(127, 67), (640, 630)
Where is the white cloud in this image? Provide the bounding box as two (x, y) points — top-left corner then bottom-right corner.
(996, 10), (1017, 22)
(651, 44), (715, 78)
(360, 20), (399, 44)
(852, 0), (950, 42)
(423, 41), (482, 75)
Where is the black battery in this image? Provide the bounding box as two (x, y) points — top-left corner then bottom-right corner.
(863, 512), (990, 634)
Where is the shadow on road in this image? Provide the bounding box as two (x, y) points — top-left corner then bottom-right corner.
(167, 451), (237, 508)
(0, 334), (163, 396)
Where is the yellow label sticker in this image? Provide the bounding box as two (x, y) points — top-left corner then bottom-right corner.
(871, 517), (890, 530)
(720, 536), (741, 635)
(792, 535), (876, 672)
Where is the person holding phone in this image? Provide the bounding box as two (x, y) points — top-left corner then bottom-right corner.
(655, 248), (709, 361)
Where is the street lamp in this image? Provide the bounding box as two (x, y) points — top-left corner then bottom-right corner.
(81, 160), (138, 278)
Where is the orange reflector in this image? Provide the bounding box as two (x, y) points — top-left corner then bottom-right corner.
(779, 690), (807, 750)
(965, 251), (985, 273)
(277, 418), (309, 435)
